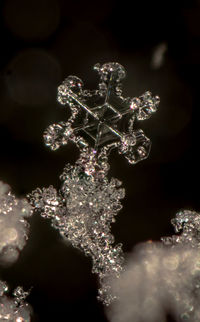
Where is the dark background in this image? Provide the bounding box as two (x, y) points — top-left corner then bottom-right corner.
(0, 0), (199, 321)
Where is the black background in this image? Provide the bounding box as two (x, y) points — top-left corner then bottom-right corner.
(0, 0), (199, 321)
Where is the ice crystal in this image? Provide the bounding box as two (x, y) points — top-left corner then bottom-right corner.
(44, 62), (159, 164)
(0, 281), (31, 321)
(28, 149), (125, 305)
(29, 62), (159, 305)
(161, 210), (200, 248)
(0, 181), (32, 265)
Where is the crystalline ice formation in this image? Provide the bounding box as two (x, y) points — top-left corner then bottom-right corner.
(28, 148), (125, 305)
(29, 63), (159, 305)
(44, 62), (159, 164)
(0, 281), (31, 321)
(0, 181), (32, 265)
(161, 209), (200, 248)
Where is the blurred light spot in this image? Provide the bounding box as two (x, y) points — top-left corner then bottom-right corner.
(4, 0), (60, 41)
(5, 49), (61, 106)
(151, 42), (167, 69)
(108, 243), (200, 322)
(6, 228), (18, 242)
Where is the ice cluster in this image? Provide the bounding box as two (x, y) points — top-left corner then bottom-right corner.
(0, 181), (32, 265)
(28, 148), (125, 305)
(162, 209), (200, 248)
(3, 61), (200, 321)
(28, 62), (159, 305)
(0, 281), (31, 321)
(4, 60), (200, 321)
(107, 210), (200, 321)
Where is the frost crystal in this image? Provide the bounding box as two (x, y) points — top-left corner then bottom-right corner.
(162, 210), (200, 248)
(29, 63), (159, 305)
(0, 181), (32, 265)
(0, 281), (31, 321)
(28, 152), (125, 305)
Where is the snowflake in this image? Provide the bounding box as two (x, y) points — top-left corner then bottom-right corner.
(44, 62), (159, 164)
